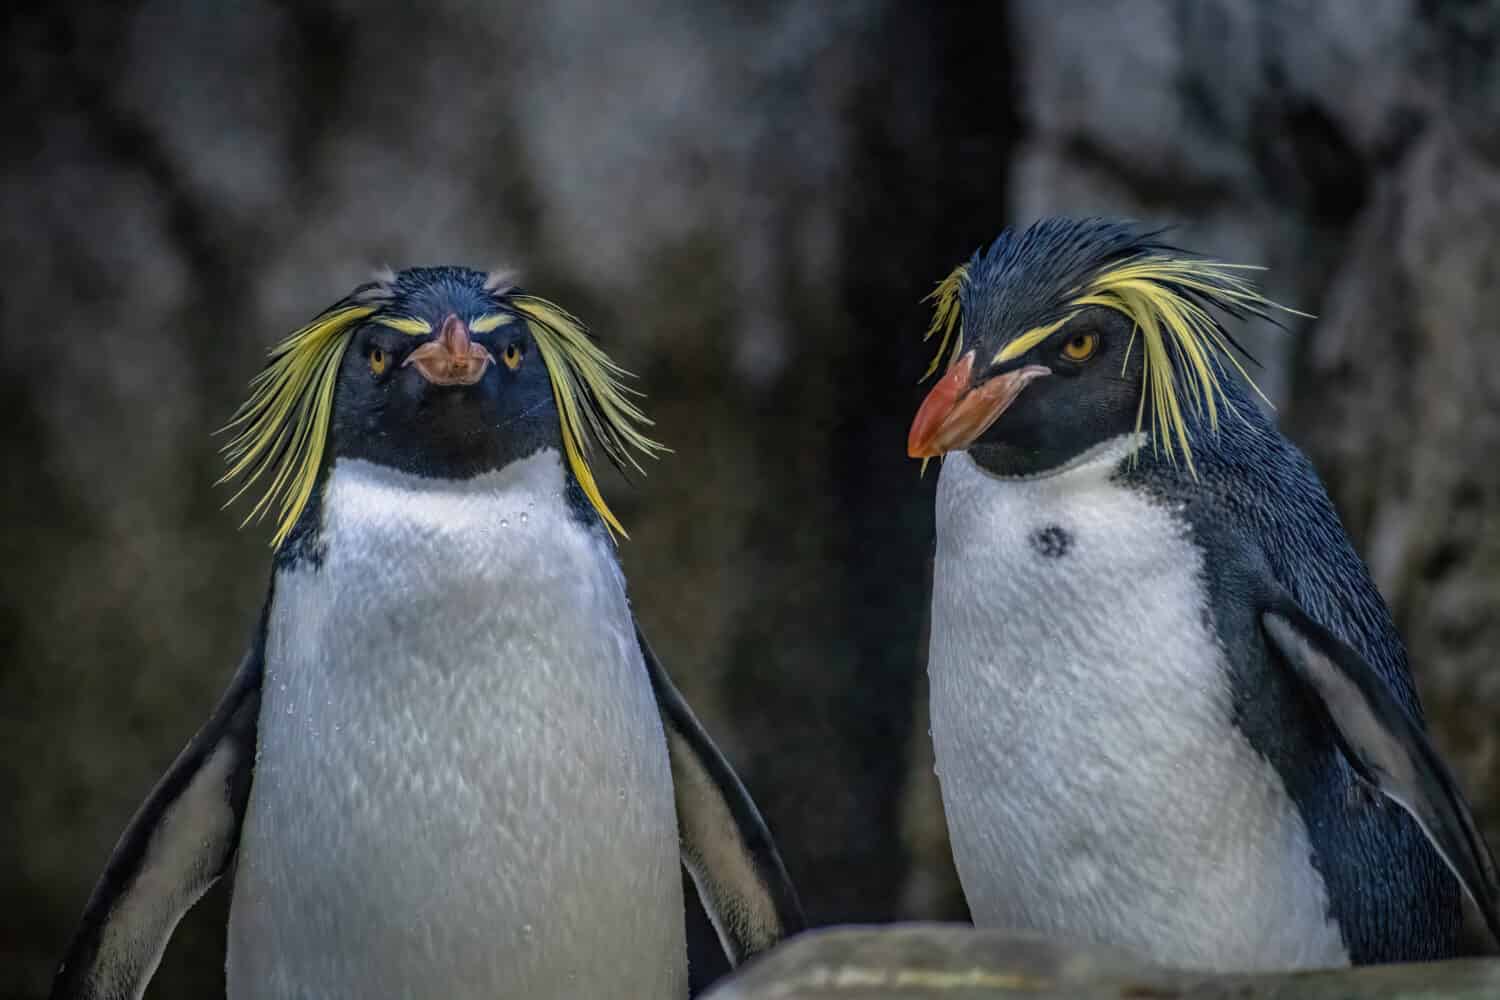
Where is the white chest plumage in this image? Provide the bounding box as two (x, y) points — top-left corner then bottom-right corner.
(226, 451), (686, 999)
(927, 440), (1348, 971)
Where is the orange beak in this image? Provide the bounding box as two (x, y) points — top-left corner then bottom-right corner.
(907, 351), (1051, 458)
(403, 313), (494, 386)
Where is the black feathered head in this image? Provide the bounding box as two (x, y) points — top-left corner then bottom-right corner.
(909, 218), (1303, 477)
(219, 267), (665, 548)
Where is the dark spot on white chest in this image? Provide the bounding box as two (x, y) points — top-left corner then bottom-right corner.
(1031, 524), (1073, 559)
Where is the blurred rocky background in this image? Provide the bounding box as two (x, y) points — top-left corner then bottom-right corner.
(3, 1), (1498, 996)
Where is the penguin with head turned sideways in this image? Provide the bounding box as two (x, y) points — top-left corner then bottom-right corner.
(51, 266), (804, 999)
(907, 217), (1500, 971)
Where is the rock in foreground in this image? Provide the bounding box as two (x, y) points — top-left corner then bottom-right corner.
(705, 924), (1500, 999)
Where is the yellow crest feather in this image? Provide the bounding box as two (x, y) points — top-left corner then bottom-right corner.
(470, 312), (516, 333)
(510, 295), (669, 541)
(375, 315), (432, 335)
(921, 263), (969, 381)
(993, 312), (1078, 364)
(218, 303), (376, 549)
(1069, 257), (1296, 472)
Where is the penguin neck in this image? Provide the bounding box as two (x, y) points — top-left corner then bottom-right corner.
(939, 431), (1144, 501)
(327, 447), (581, 521)
(316, 447), (613, 581)
(275, 445), (604, 571)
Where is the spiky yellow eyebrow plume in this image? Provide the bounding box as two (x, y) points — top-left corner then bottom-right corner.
(1066, 257), (1295, 472)
(509, 295), (669, 540)
(992, 313), (1078, 364)
(923, 253), (1303, 474)
(470, 313), (515, 333)
(218, 302), (376, 549)
(375, 316), (432, 335)
(921, 263), (969, 381)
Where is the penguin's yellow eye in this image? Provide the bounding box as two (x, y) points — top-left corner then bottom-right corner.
(369, 347), (387, 375)
(502, 342), (524, 371)
(1060, 332), (1098, 362)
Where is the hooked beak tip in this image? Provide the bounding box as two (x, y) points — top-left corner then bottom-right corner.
(906, 353), (978, 458)
(907, 352), (974, 458)
(906, 431), (945, 460)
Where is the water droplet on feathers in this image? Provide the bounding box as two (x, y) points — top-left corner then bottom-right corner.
(500, 517), (509, 528)
(519, 511), (528, 524)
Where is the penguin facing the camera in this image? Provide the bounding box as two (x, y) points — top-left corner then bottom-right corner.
(52, 266), (803, 999)
(907, 218), (1499, 970)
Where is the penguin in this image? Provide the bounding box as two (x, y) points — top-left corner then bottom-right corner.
(51, 267), (804, 999)
(905, 218), (1500, 971)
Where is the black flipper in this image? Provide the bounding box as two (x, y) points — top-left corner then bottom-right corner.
(1261, 596), (1500, 947)
(51, 604), (267, 1000)
(636, 624), (805, 964)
